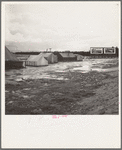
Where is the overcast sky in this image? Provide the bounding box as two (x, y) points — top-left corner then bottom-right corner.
(5, 2), (120, 51)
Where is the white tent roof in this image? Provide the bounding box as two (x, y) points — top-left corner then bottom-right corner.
(5, 46), (19, 61)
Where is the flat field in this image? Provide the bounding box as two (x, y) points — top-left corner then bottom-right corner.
(5, 58), (119, 114)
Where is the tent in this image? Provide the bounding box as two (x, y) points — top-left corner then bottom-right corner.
(5, 46), (25, 69)
(56, 52), (76, 61)
(74, 54), (84, 61)
(54, 55), (58, 63)
(25, 55), (36, 66)
(5, 46), (19, 61)
(5, 45), (17, 52)
(40, 53), (55, 64)
(26, 54), (48, 66)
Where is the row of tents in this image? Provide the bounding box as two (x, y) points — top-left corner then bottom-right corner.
(25, 53), (83, 67)
(5, 46), (84, 69)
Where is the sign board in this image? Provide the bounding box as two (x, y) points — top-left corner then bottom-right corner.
(104, 47), (116, 54)
(90, 47), (103, 54)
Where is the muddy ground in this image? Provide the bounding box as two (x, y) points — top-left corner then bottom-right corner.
(5, 58), (119, 114)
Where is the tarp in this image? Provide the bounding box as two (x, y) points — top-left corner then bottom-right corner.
(26, 54), (48, 66)
(40, 53), (55, 63)
(5, 46), (19, 61)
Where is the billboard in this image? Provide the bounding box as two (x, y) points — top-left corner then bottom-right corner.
(90, 47), (103, 54)
(104, 47), (116, 54)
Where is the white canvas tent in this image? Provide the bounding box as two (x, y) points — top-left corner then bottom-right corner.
(5, 46), (19, 61)
(26, 54), (48, 66)
(40, 53), (55, 64)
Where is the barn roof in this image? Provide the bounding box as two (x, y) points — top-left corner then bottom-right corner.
(74, 54), (83, 56)
(59, 53), (75, 58)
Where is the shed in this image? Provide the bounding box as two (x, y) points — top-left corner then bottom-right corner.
(55, 52), (76, 62)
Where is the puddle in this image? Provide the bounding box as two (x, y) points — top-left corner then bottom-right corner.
(16, 74), (69, 81)
(92, 67), (118, 72)
(71, 59), (118, 73)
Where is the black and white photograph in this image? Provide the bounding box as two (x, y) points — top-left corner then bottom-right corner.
(2, 1), (121, 148)
(4, 2), (120, 115)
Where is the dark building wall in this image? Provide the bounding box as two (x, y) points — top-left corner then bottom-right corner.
(5, 61), (25, 70)
(62, 57), (76, 62)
